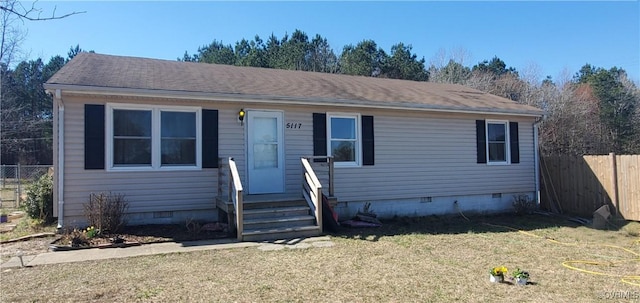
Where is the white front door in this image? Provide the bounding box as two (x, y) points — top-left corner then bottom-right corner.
(247, 110), (285, 194)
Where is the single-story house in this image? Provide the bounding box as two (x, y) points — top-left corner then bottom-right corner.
(44, 52), (543, 240)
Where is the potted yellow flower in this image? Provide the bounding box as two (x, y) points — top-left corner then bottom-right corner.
(489, 266), (508, 283)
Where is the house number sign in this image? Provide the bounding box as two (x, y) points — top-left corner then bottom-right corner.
(286, 122), (302, 129)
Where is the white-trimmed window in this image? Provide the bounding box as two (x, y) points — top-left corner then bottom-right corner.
(486, 120), (509, 164)
(107, 104), (201, 171)
(328, 114), (360, 167)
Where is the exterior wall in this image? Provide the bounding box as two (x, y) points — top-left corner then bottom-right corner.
(61, 95), (222, 226)
(317, 108), (536, 219)
(58, 93), (537, 226)
(333, 109), (535, 200)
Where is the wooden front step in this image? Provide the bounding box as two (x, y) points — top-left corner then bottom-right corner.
(244, 214), (316, 230)
(242, 199), (307, 210)
(243, 206), (311, 220)
(242, 225), (321, 242)
(240, 196), (321, 241)
(216, 194), (336, 241)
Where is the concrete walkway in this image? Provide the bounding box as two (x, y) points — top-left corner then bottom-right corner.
(0, 236), (333, 269)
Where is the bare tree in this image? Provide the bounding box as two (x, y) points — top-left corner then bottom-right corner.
(538, 81), (610, 156)
(0, 0), (84, 22)
(1, 0), (84, 65)
(619, 73), (640, 152)
(1, 0), (83, 165)
(554, 67), (573, 89)
(428, 47), (472, 84)
(428, 47), (472, 70)
(517, 63), (544, 108)
(0, 0), (25, 67)
(465, 70), (494, 92)
(449, 47), (472, 67)
(0, 0), (25, 166)
(520, 63), (543, 86)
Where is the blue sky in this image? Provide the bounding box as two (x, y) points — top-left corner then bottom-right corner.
(18, 1), (640, 82)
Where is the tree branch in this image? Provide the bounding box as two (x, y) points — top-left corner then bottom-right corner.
(0, 2), (85, 21)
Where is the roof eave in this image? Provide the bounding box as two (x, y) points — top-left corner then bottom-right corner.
(43, 83), (544, 117)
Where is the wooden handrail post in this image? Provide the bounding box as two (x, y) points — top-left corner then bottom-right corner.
(227, 157), (244, 240)
(316, 186), (323, 232)
(301, 158), (323, 232)
(228, 158), (232, 203)
(235, 190), (243, 240)
(328, 156), (334, 197)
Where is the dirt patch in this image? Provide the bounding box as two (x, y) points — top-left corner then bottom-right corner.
(1, 237), (55, 261)
(117, 222), (230, 242)
(0, 213), (57, 261)
(52, 223), (231, 248)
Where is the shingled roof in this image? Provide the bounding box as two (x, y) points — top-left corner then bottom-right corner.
(45, 52), (543, 116)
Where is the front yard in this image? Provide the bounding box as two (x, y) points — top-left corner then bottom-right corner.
(1, 214), (638, 302)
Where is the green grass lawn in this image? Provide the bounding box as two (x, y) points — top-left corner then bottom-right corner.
(1, 214), (638, 302)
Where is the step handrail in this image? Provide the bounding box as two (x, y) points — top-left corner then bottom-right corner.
(301, 158), (323, 232)
(228, 157), (243, 240)
(303, 156), (334, 197)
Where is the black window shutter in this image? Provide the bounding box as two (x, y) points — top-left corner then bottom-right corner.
(202, 109), (219, 168)
(476, 120), (487, 164)
(362, 115), (374, 166)
(313, 113), (327, 162)
(84, 104), (105, 169)
(509, 122), (520, 164)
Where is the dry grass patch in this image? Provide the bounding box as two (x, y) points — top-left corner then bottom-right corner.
(1, 214), (638, 302)
(0, 214), (56, 242)
(0, 214), (57, 262)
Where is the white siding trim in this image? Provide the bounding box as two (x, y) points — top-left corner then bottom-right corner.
(327, 112), (361, 168)
(485, 119), (510, 165)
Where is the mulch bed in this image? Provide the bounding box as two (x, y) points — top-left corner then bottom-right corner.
(50, 223), (231, 251)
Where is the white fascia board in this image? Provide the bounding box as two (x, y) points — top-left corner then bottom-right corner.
(43, 83), (545, 118)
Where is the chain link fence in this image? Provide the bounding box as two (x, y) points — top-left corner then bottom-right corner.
(0, 165), (52, 208)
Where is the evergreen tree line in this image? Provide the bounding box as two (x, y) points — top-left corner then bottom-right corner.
(1, 29), (639, 164)
(180, 30), (429, 81)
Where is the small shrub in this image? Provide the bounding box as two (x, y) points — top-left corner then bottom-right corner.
(513, 194), (537, 215)
(84, 192), (128, 234)
(24, 174), (54, 222)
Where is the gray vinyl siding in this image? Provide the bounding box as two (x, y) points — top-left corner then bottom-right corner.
(60, 97), (317, 221)
(62, 96), (219, 220)
(283, 110), (314, 192)
(59, 94), (536, 222)
(331, 109), (535, 202)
